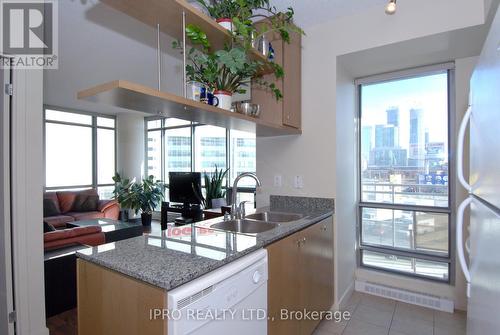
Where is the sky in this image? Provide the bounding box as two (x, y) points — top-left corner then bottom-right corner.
(361, 72), (449, 152)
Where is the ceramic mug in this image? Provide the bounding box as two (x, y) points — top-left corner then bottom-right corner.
(214, 90), (233, 110)
(200, 88), (219, 107)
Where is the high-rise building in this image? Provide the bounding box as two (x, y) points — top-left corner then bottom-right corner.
(361, 126), (373, 162)
(409, 108), (425, 167)
(375, 125), (399, 148)
(386, 107), (400, 127)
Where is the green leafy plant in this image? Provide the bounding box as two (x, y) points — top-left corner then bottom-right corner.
(112, 173), (165, 215)
(173, 25), (283, 99)
(203, 166), (229, 209)
(195, 0), (304, 44)
(195, 0), (240, 19)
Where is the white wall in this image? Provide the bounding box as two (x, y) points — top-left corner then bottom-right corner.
(44, 1), (183, 116)
(44, 0), (184, 183)
(257, 0), (488, 307)
(116, 114), (145, 182)
(333, 63), (358, 304)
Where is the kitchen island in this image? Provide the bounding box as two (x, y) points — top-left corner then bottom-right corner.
(76, 196), (335, 335)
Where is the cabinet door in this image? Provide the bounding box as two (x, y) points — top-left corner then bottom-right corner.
(318, 218), (334, 312)
(299, 223), (325, 335)
(266, 232), (301, 335)
(282, 31), (302, 129)
(251, 36), (284, 127)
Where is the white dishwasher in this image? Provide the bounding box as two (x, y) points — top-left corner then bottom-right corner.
(167, 249), (268, 335)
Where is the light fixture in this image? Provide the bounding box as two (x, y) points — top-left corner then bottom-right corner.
(385, 0), (397, 15)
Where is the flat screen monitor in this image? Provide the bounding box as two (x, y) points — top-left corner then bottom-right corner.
(169, 172), (202, 206)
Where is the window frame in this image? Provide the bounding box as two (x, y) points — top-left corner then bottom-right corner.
(144, 117), (257, 206)
(43, 106), (117, 195)
(355, 63), (456, 283)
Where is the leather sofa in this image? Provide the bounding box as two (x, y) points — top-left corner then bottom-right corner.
(43, 189), (120, 229)
(44, 226), (105, 251)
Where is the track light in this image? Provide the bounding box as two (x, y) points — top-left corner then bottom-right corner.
(385, 0), (397, 15)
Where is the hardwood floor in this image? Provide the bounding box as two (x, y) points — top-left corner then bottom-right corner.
(47, 308), (77, 335)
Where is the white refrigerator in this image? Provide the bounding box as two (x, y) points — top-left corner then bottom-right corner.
(456, 5), (500, 335)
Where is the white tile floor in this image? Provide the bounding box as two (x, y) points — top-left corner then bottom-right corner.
(314, 292), (467, 335)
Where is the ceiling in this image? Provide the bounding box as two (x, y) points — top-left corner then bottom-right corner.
(270, 0), (389, 27)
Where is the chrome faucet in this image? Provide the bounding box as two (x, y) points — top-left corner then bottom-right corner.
(231, 172), (261, 219)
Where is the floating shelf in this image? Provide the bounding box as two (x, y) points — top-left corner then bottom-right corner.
(77, 81), (301, 137)
(101, 0), (275, 75)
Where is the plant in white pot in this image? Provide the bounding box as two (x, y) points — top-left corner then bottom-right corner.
(195, 0), (239, 31)
(173, 25), (283, 110)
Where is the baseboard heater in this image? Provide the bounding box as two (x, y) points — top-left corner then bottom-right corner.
(355, 280), (454, 313)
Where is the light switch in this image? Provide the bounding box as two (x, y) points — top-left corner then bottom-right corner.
(274, 175), (282, 187)
(294, 175), (304, 189)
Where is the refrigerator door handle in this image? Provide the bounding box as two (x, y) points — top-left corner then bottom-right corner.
(457, 197), (472, 297)
(457, 105), (472, 193)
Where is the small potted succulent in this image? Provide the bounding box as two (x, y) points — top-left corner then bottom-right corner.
(113, 173), (165, 226)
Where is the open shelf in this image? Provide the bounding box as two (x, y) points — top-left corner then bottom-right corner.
(101, 0), (275, 75)
(77, 80), (301, 137)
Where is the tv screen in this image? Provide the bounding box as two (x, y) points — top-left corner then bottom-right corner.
(169, 172), (202, 205)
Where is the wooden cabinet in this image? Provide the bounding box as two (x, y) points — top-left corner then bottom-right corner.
(252, 31), (302, 130)
(282, 31), (302, 129)
(266, 217), (334, 335)
(77, 260), (167, 335)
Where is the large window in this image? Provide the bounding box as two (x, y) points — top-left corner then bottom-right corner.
(44, 109), (116, 199)
(146, 118), (256, 206)
(358, 65), (453, 281)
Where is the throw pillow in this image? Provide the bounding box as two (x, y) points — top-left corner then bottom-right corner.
(43, 199), (61, 217)
(43, 221), (56, 233)
(72, 194), (99, 212)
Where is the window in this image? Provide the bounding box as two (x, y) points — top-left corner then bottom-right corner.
(357, 66), (453, 281)
(44, 109), (116, 199)
(146, 118), (256, 206)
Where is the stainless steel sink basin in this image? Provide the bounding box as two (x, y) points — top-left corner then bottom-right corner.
(210, 219), (278, 234)
(245, 212), (304, 223)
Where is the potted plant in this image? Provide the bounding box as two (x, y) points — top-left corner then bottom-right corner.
(194, 0), (303, 47)
(203, 166), (229, 209)
(173, 25), (283, 110)
(113, 173), (165, 226)
(195, 0), (239, 31)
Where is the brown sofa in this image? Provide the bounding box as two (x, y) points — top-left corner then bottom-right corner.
(44, 226), (105, 251)
(43, 189), (120, 229)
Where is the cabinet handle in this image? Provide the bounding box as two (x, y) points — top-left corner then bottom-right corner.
(321, 225), (327, 231)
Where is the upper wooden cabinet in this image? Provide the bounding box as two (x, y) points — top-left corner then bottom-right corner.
(252, 31), (302, 130)
(266, 217), (334, 335)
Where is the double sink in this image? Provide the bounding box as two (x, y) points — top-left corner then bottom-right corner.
(209, 212), (305, 235)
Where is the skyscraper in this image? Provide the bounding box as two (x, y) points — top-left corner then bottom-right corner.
(409, 108), (425, 167)
(361, 126), (373, 162)
(386, 107), (400, 127)
(375, 125), (399, 148)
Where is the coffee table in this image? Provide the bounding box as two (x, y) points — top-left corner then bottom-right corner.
(67, 218), (143, 243)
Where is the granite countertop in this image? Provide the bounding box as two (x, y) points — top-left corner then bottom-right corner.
(76, 195), (334, 291)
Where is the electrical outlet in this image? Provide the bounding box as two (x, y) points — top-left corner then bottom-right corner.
(274, 175), (282, 187)
(294, 175), (304, 189)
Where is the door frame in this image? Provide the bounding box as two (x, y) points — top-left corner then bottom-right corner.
(0, 56), (15, 335)
(7, 62), (49, 335)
